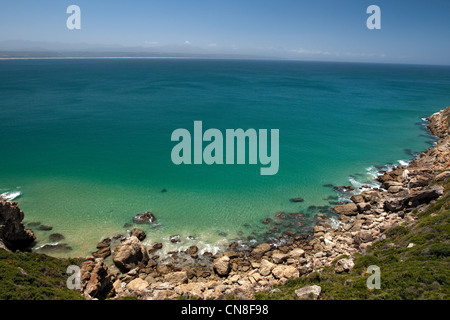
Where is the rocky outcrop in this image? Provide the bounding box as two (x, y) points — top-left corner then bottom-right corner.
(132, 212), (156, 224)
(0, 199), (36, 251)
(112, 236), (149, 272)
(80, 257), (114, 300)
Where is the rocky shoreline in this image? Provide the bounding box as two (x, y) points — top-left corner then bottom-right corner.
(1, 107), (449, 300)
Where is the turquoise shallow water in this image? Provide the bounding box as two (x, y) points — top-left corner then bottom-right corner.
(0, 59), (449, 257)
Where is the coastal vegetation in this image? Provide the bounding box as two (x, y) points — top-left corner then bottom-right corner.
(255, 177), (450, 300)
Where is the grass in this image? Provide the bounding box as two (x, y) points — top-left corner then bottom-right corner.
(255, 178), (450, 300)
(0, 249), (84, 300)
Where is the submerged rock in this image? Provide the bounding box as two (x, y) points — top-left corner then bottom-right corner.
(274, 212), (287, 219)
(35, 243), (72, 253)
(38, 225), (53, 231)
(49, 233), (65, 242)
(261, 218), (272, 224)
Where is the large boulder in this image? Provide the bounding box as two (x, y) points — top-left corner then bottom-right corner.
(295, 285), (322, 300)
(251, 243), (271, 259)
(334, 258), (355, 273)
(288, 248), (305, 259)
(0, 199), (36, 251)
(332, 203), (358, 216)
(259, 259), (276, 276)
(212, 256), (231, 277)
(272, 265), (299, 279)
(384, 186), (443, 212)
(164, 271), (188, 284)
(353, 230), (374, 245)
(126, 278), (149, 292)
(112, 236), (149, 272)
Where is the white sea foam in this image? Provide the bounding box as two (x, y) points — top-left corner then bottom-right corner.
(0, 191), (22, 201)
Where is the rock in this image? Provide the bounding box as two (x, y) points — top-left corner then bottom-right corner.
(185, 245), (198, 255)
(409, 176), (431, 188)
(381, 180), (403, 190)
(289, 212), (305, 219)
(333, 185), (354, 192)
(282, 230), (296, 237)
(435, 171), (450, 181)
(353, 231), (374, 245)
(294, 285), (322, 300)
(213, 256), (231, 277)
(388, 186), (404, 193)
(112, 236), (150, 272)
(262, 218), (272, 224)
(169, 235), (180, 243)
(126, 278), (149, 292)
(27, 222), (41, 227)
(81, 258), (114, 299)
(313, 225), (325, 234)
(350, 194), (365, 204)
(259, 259), (276, 276)
(224, 250), (239, 259)
(38, 225), (53, 231)
(130, 228), (146, 241)
(35, 243), (72, 253)
(360, 190), (382, 204)
(0, 199), (36, 251)
(332, 203), (358, 216)
(288, 248), (305, 259)
(132, 211), (156, 224)
(49, 233), (65, 242)
(275, 212), (287, 219)
(164, 271), (188, 284)
(272, 253), (289, 264)
(272, 265), (299, 279)
(92, 246), (111, 259)
(153, 243), (163, 250)
(357, 202), (371, 212)
(334, 258), (355, 273)
(251, 243), (271, 259)
(289, 198), (304, 203)
(384, 186), (443, 212)
(96, 238), (111, 249)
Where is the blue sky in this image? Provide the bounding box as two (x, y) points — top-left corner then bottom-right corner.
(0, 0), (449, 64)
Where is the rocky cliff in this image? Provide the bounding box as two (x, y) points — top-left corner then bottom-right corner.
(0, 199), (36, 251)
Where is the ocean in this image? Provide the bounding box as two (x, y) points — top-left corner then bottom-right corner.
(0, 59), (449, 257)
